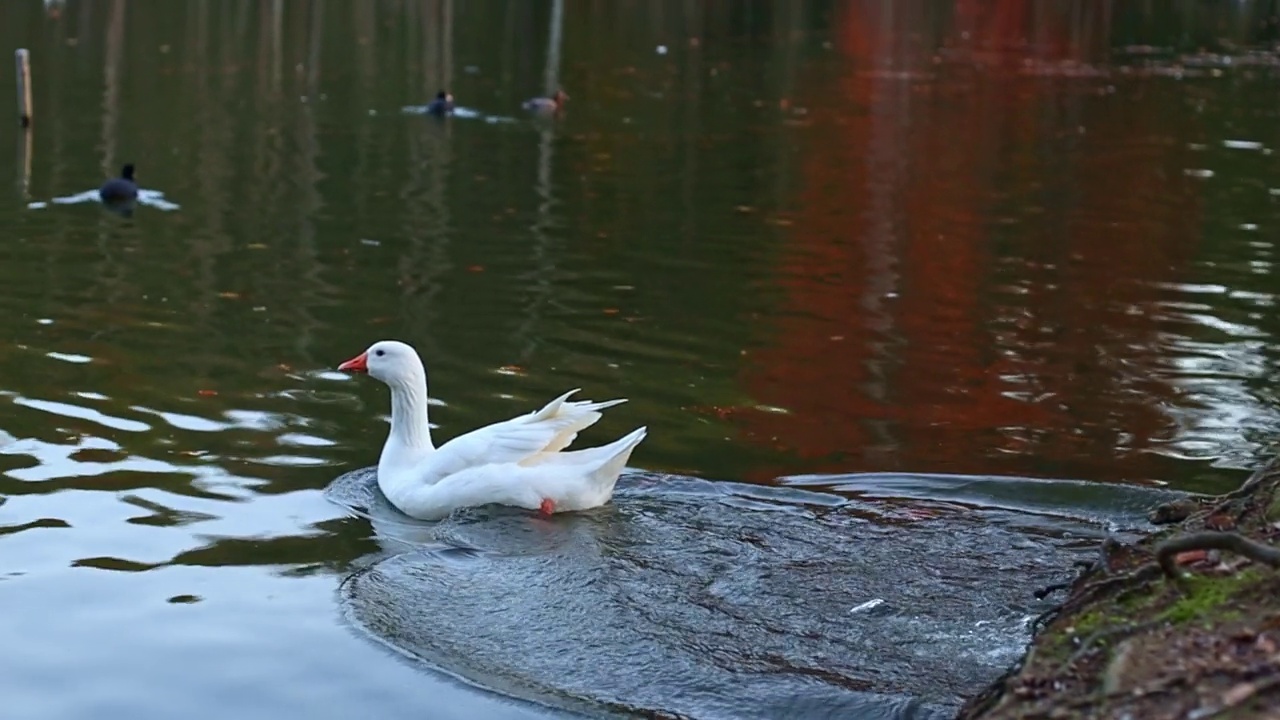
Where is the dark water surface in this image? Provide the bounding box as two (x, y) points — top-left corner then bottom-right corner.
(3, 1), (1280, 718)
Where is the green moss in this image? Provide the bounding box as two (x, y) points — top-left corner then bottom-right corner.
(1046, 602), (1131, 663)
(1159, 571), (1258, 625)
(1063, 605), (1118, 641)
(1037, 565), (1267, 674)
(1117, 586), (1162, 613)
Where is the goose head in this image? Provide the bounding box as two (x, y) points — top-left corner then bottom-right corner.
(338, 340), (425, 387)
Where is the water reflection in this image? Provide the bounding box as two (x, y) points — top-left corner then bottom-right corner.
(2, 1), (1280, 719)
(731, 0), (1280, 491)
(6, 0), (1274, 487)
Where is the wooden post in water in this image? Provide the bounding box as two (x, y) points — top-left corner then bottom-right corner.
(15, 49), (32, 196)
(15, 49), (32, 128)
(16, 118), (32, 197)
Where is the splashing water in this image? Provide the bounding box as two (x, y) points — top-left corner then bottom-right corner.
(27, 188), (181, 212)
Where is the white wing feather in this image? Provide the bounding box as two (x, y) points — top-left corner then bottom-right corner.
(409, 390), (627, 483)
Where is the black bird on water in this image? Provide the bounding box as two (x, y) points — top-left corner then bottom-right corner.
(426, 91), (454, 116)
(99, 163), (138, 204)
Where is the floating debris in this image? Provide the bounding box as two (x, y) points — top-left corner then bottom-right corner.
(850, 598), (886, 614)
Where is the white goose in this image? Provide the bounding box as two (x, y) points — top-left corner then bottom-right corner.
(337, 340), (647, 521)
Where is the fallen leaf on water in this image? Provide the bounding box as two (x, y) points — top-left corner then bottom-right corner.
(735, 205), (756, 214)
(217, 292), (241, 300)
(197, 389), (218, 397)
(277, 364), (293, 372)
(603, 308), (620, 315)
(247, 243), (268, 250)
(766, 217), (794, 226)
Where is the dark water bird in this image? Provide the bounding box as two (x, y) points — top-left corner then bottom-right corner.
(98, 163), (138, 203)
(522, 89), (568, 114)
(426, 90), (454, 116)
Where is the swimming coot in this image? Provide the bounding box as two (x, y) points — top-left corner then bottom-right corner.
(99, 163), (138, 203)
(426, 91), (454, 116)
(522, 89), (568, 114)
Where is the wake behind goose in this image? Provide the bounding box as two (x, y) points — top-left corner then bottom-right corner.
(327, 469), (1172, 719)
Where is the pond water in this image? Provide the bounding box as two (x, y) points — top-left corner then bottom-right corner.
(3, 1), (1280, 718)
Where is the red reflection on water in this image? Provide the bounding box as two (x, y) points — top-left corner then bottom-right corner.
(736, 2), (1203, 484)
(948, 0), (1112, 67)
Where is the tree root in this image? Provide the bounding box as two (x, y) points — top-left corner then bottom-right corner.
(1033, 579), (1073, 601)
(1154, 531), (1280, 578)
(1206, 451), (1280, 516)
(1062, 668), (1187, 710)
(1201, 674), (1280, 720)
(1072, 564), (1163, 609)
(1030, 563), (1162, 636)
(1035, 537), (1128, 600)
(1061, 619), (1163, 671)
(1061, 657), (1280, 712)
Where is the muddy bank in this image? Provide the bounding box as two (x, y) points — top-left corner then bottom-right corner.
(957, 458), (1280, 720)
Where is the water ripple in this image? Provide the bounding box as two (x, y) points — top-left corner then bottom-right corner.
(327, 467), (1146, 719)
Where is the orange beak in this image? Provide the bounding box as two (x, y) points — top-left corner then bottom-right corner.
(337, 352), (369, 373)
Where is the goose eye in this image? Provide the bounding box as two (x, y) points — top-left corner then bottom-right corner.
(374, 350), (385, 357)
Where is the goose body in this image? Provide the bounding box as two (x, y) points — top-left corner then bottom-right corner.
(338, 340), (646, 520)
